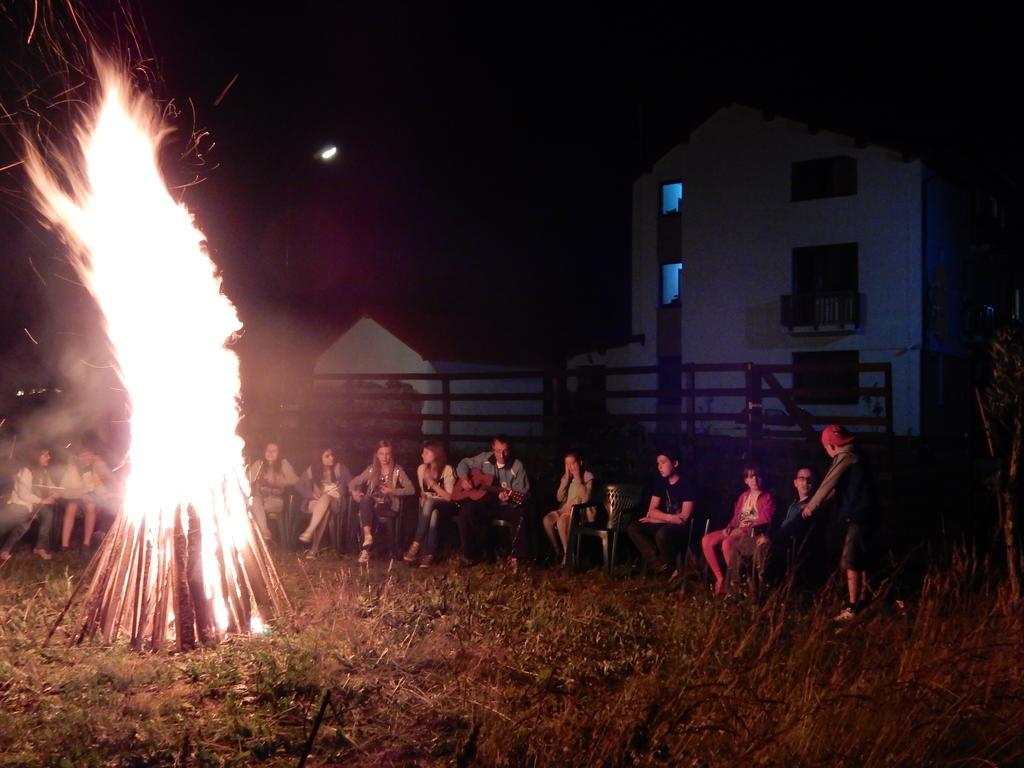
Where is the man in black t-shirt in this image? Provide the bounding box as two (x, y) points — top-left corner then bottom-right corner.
(627, 450), (695, 576)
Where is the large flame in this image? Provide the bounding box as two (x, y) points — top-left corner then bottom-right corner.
(26, 62), (280, 646)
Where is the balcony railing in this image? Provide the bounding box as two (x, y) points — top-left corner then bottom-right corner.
(781, 291), (861, 332)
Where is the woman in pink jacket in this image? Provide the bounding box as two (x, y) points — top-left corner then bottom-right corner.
(701, 464), (776, 595)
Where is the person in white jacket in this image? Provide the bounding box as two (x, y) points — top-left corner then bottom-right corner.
(0, 447), (60, 562)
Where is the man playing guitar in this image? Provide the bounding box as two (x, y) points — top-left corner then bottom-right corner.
(454, 435), (531, 568)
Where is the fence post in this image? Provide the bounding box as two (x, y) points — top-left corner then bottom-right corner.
(746, 362), (763, 451)
(884, 362), (894, 457)
(441, 377), (451, 443)
(687, 363), (696, 440)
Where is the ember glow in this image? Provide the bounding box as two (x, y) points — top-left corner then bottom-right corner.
(27, 62), (287, 649)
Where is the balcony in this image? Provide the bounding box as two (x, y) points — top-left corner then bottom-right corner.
(781, 291), (861, 334)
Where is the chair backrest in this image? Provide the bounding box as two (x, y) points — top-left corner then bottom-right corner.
(602, 483), (643, 528)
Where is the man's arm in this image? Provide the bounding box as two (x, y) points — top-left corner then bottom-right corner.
(456, 452), (486, 479)
(802, 454), (854, 516)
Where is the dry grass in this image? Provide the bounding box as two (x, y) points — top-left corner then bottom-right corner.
(0, 550), (1022, 767)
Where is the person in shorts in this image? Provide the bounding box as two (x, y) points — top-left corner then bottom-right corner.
(800, 425), (876, 621)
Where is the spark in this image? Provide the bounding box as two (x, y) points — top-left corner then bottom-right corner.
(213, 73), (239, 107)
(27, 256), (47, 286)
(26, 0), (38, 44)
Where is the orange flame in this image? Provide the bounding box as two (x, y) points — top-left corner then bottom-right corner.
(26, 61), (271, 642)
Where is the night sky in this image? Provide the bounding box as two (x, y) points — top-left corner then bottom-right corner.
(1, 7), (1021, 404)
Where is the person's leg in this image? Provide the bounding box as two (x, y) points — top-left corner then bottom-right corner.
(753, 535), (772, 582)
(840, 524), (869, 610)
(0, 504), (34, 557)
(424, 501), (454, 558)
(406, 498), (434, 561)
(457, 499), (483, 562)
(701, 529), (729, 592)
(721, 529), (746, 583)
(628, 521), (665, 571)
(0, 505), (35, 561)
(34, 505), (54, 556)
(413, 498), (433, 545)
(82, 501), (98, 547)
(357, 497), (375, 548)
(301, 496), (330, 542)
(542, 509), (560, 556)
(61, 501), (79, 549)
(250, 495), (272, 540)
(555, 510), (573, 559)
(726, 534), (757, 590)
(847, 570), (863, 605)
(310, 498), (336, 554)
(653, 523), (688, 572)
(263, 497), (284, 542)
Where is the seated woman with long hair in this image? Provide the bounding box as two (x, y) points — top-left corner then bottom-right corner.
(542, 451), (594, 566)
(701, 464), (776, 595)
(0, 446), (59, 562)
(296, 446), (351, 559)
(349, 440), (414, 564)
(403, 441), (457, 567)
(246, 441), (299, 542)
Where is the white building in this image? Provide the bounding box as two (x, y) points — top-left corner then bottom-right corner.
(572, 104), (1015, 439)
(313, 315), (544, 441)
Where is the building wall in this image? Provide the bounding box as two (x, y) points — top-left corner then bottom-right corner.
(921, 171), (972, 437)
(314, 318), (541, 439)
(314, 317), (435, 378)
(625, 105), (925, 435)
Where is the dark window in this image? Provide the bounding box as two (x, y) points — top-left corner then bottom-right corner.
(793, 243), (858, 294)
(793, 351), (859, 405)
(792, 157), (857, 201)
(660, 181), (684, 215)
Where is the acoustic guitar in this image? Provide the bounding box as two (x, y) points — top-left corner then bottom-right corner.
(450, 468), (528, 505)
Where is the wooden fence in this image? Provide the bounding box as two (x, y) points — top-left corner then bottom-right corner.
(293, 361), (894, 448)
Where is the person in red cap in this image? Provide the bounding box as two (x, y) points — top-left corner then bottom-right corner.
(801, 425), (876, 621)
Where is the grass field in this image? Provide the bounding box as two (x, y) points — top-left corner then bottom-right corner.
(1, 548), (1022, 767)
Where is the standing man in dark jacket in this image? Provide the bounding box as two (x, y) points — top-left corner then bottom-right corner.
(801, 425), (876, 621)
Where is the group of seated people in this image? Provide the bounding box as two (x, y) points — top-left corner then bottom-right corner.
(3, 426), (871, 620)
(246, 426), (873, 619)
(0, 442), (119, 562)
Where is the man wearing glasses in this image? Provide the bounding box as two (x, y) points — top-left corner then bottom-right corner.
(754, 466), (817, 581)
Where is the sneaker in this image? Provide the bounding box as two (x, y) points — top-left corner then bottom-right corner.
(304, 549), (318, 560)
(403, 542), (421, 564)
(297, 531), (313, 544)
(357, 548), (370, 564)
(362, 533), (374, 550)
(418, 554), (434, 568)
(33, 549), (53, 561)
(832, 603), (857, 622)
